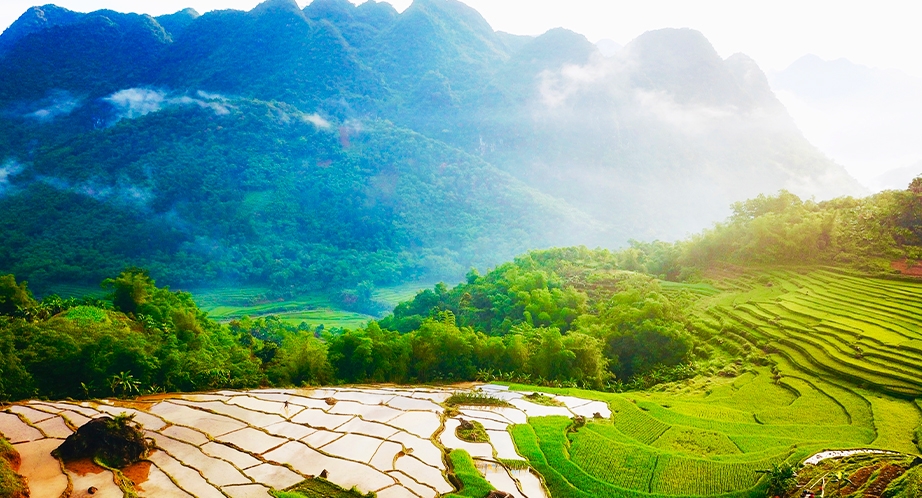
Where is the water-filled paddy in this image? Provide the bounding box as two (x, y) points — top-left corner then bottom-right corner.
(2, 384), (588, 497)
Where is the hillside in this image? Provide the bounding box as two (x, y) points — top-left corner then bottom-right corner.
(4, 183), (922, 496)
(0, 0), (865, 293)
(0, 97), (590, 293)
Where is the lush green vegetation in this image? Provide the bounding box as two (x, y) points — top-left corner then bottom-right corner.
(446, 449), (495, 498)
(190, 280), (435, 328)
(634, 185), (922, 279)
(445, 392), (512, 408)
(0, 437), (26, 498)
(0, 98), (580, 300)
(0, 255), (700, 400)
(272, 478), (374, 498)
(0, 269), (265, 400)
(456, 419), (490, 443)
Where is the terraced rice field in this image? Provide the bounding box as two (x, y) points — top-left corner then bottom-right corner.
(502, 365), (886, 498)
(695, 268), (922, 398)
(0, 384), (616, 498)
(500, 265), (922, 498)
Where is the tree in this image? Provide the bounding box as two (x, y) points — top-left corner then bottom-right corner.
(109, 371), (141, 397)
(102, 268), (155, 315)
(0, 275), (36, 316)
(760, 462), (798, 497)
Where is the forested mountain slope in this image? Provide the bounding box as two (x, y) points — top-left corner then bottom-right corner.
(0, 0), (864, 293)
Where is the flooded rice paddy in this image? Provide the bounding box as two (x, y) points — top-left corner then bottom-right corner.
(0, 384), (607, 498)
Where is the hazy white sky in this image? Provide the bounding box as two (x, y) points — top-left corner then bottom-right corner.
(2, 0), (922, 78)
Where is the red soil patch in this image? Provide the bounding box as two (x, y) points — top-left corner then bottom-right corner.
(122, 460), (152, 487)
(64, 458), (107, 476)
(863, 464), (904, 497)
(839, 464), (879, 495)
(891, 259), (922, 276)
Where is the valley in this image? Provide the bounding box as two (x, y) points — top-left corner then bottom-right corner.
(2, 0), (921, 496)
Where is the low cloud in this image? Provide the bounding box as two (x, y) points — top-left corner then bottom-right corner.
(302, 113), (330, 128)
(105, 88), (168, 119)
(634, 89), (736, 135)
(273, 107), (332, 129)
(0, 159), (25, 195)
(36, 174), (154, 209)
(23, 91), (82, 122)
(538, 60), (609, 108)
(103, 88), (235, 122)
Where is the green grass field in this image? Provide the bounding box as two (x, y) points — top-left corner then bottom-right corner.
(499, 266), (922, 498)
(188, 281), (439, 328)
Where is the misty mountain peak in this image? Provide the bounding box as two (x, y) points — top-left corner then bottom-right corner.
(0, 4), (82, 54)
(724, 52), (780, 108)
(407, 0), (500, 42)
(304, 0), (357, 22)
(626, 28), (747, 106)
(354, 1), (398, 29)
(519, 28), (597, 66)
(375, 0), (508, 91)
(155, 8), (200, 39)
(596, 38), (622, 57)
(252, 0), (306, 18)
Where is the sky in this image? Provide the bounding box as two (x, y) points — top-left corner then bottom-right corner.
(2, 0), (921, 186)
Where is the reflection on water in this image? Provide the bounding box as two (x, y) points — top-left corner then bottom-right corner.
(474, 459), (548, 498)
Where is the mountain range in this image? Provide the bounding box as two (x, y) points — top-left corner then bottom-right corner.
(769, 54), (922, 189)
(0, 0), (865, 293)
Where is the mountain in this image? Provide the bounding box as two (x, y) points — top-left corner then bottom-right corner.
(473, 28), (863, 240)
(0, 0), (864, 293)
(769, 55), (922, 187)
(154, 8), (200, 39)
(870, 161), (922, 192)
(0, 4), (83, 55)
(0, 10), (169, 102)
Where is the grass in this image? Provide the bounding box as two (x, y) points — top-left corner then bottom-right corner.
(445, 449), (494, 497)
(65, 305), (109, 323)
(272, 478), (374, 498)
(865, 393), (922, 454)
(696, 267), (922, 438)
(524, 392), (565, 406)
(445, 392), (512, 408)
(499, 361), (876, 497)
(0, 437), (26, 498)
(456, 420), (490, 443)
(189, 281), (437, 328)
(38, 282), (106, 299)
(498, 458), (530, 470)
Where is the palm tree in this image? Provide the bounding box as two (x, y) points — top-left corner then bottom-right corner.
(109, 371), (141, 397)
